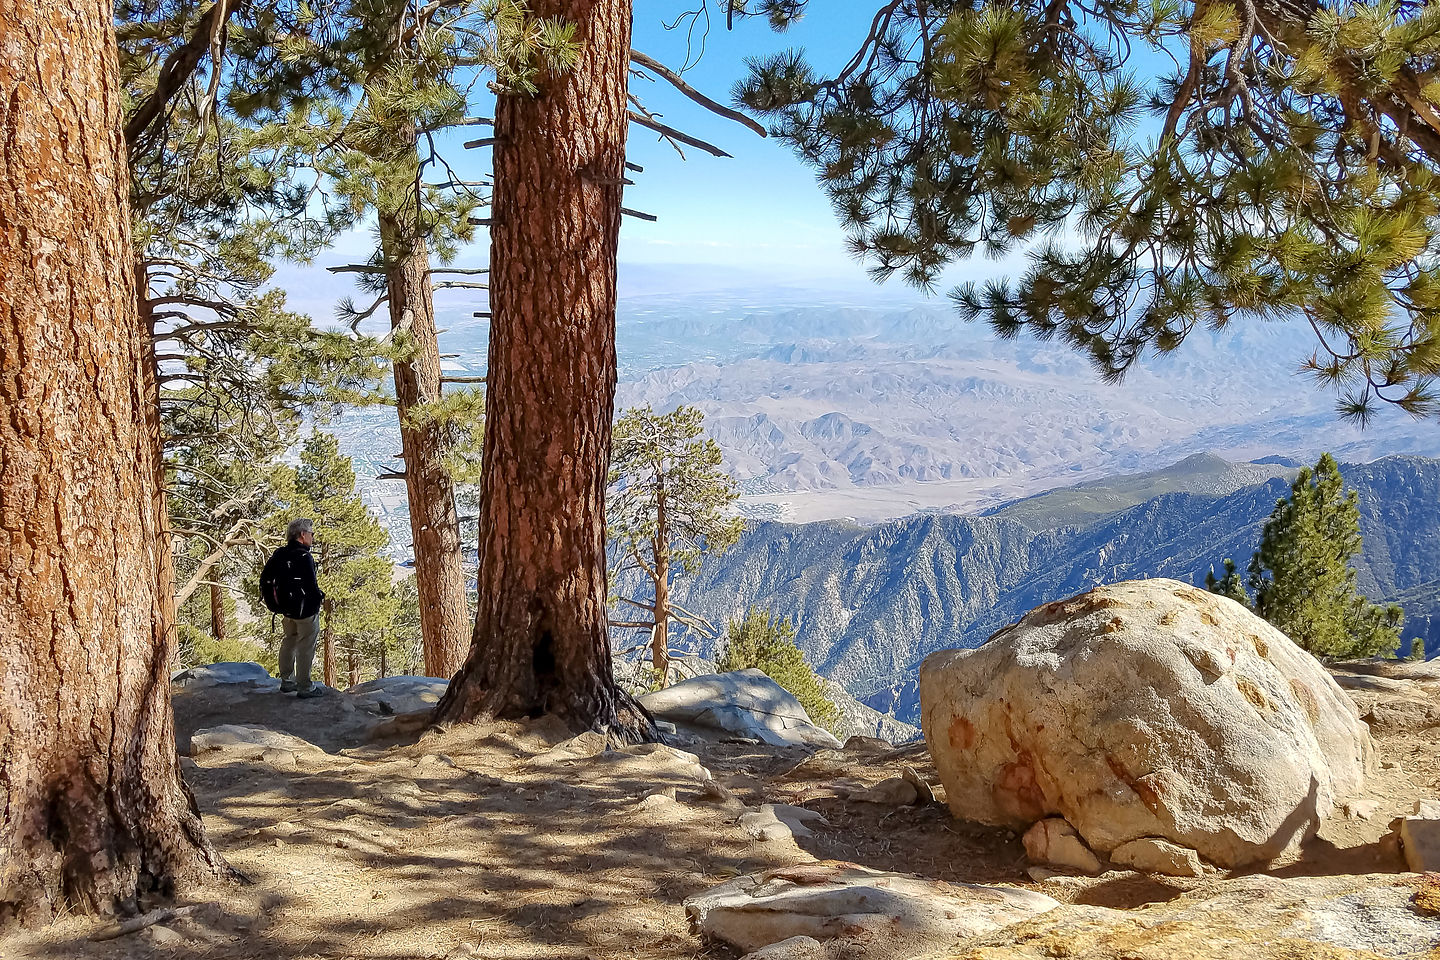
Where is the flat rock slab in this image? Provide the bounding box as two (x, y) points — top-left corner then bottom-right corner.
(346, 675), (448, 716)
(685, 860), (1059, 957)
(172, 661), (278, 689)
(190, 724), (326, 761)
(926, 874), (1440, 960)
(642, 670), (842, 750)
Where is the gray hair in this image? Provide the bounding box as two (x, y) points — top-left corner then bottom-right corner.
(286, 518), (314, 542)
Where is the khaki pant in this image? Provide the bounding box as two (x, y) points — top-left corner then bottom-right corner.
(279, 613), (321, 691)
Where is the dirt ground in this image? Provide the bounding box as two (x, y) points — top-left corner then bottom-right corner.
(2, 666), (1436, 960)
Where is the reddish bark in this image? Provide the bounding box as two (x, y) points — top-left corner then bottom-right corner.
(380, 213), (470, 679)
(434, 0), (652, 739)
(322, 598), (337, 688)
(0, 0), (229, 924)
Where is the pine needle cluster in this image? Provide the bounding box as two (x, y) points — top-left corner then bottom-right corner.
(737, 0), (1440, 421)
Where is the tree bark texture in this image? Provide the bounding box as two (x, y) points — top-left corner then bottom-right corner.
(209, 583), (226, 643)
(379, 213), (470, 680)
(650, 480), (671, 684)
(434, 0), (653, 739)
(0, 0), (229, 924)
(322, 598), (337, 688)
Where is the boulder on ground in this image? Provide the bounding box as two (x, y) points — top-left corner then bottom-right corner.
(640, 670), (842, 749)
(190, 723), (325, 761)
(172, 661), (277, 689)
(345, 675), (448, 715)
(920, 579), (1371, 867)
(1109, 837), (1203, 877)
(686, 860), (1058, 957)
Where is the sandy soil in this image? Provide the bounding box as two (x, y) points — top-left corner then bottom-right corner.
(2, 667), (1434, 960)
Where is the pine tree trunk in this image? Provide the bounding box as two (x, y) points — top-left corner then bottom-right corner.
(209, 582), (226, 643)
(0, 0), (229, 924)
(434, 0), (652, 739)
(322, 598), (337, 688)
(379, 211), (470, 680)
(651, 484), (671, 684)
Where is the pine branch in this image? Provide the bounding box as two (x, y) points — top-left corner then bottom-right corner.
(628, 111), (733, 158)
(630, 50), (767, 137)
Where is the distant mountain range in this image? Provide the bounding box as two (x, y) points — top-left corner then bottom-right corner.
(614, 454), (1440, 724)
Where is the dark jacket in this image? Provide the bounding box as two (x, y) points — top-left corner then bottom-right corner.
(273, 541), (325, 619)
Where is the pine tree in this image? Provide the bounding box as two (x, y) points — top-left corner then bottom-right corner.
(607, 405), (744, 684)
(1, 0), (229, 920)
(1205, 558), (1251, 607)
(435, 1), (763, 736)
(1246, 453), (1404, 657)
(717, 609), (840, 733)
(737, 0), (1440, 422)
(318, 0), (496, 679)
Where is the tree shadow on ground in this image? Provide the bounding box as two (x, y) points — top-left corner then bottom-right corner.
(9, 717), (797, 960)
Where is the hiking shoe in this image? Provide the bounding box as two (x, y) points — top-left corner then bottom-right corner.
(279, 681), (298, 693)
(295, 686), (327, 700)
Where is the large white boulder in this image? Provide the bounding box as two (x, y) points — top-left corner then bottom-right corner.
(640, 670), (842, 749)
(919, 579), (1371, 867)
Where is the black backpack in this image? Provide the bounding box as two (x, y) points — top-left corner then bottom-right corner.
(259, 548), (303, 619)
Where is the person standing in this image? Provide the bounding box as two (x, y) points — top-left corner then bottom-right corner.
(260, 518), (327, 698)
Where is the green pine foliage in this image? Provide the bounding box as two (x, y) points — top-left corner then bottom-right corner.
(1205, 558), (1251, 607)
(717, 609), (840, 733)
(737, 0), (1440, 421)
(1243, 453), (1403, 657)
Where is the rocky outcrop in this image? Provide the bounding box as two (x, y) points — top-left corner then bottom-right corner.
(923, 874), (1440, 960)
(920, 579), (1372, 867)
(641, 670), (842, 749)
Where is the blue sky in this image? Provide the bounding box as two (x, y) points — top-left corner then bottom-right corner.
(281, 1), (946, 313)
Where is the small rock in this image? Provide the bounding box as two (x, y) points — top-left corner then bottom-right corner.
(902, 765), (936, 804)
(739, 809), (795, 842)
(1027, 866), (1060, 882)
(741, 935), (824, 960)
(842, 736), (892, 753)
(1110, 837), (1203, 877)
(722, 736), (763, 746)
(761, 803), (829, 839)
(1023, 818), (1101, 874)
(1343, 798), (1380, 820)
(1381, 760), (1404, 772)
(260, 748), (299, 770)
(655, 720), (678, 735)
(850, 777), (919, 806)
(645, 786), (679, 802)
(1414, 799), (1440, 818)
(144, 925), (188, 947)
(638, 793), (678, 811)
(1400, 817), (1440, 871)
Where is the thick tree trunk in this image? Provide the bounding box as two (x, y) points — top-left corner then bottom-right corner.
(434, 0), (653, 739)
(322, 598), (337, 688)
(0, 0), (229, 924)
(379, 212), (470, 680)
